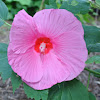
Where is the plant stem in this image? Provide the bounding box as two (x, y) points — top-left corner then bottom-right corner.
(4, 21), (12, 27)
(39, 0), (45, 10)
(87, 72), (90, 89)
(85, 68), (100, 75)
(0, 18), (11, 27)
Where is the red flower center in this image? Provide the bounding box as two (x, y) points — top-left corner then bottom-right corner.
(34, 37), (53, 54)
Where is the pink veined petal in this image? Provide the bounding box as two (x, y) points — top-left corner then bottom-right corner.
(52, 31), (88, 81)
(8, 9), (88, 90)
(10, 9), (39, 54)
(8, 44), (43, 83)
(33, 9), (84, 38)
(23, 51), (70, 90)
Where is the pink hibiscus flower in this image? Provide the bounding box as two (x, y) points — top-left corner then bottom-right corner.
(8, 9), (88, 90)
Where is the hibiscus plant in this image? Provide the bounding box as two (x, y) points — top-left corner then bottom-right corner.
(0, 0), (100, 100)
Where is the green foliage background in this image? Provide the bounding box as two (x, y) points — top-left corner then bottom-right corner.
(3, 0), (100, 26)
(3, 0), (41, 19)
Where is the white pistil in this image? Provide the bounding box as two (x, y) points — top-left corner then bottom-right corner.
(39, 42), (46, 53)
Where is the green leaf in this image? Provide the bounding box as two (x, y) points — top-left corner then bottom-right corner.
(96, 0), (100, 7)
(86, 55), (100, 64)
(34, 1), (41, 7)
(78, 13), (94, 24)
(88, 92), (96, 100)
(71, 0), (79, 6)
(45, 4), (57, 9)
(93, 69), (100, 78)
(13, 0), (32, 6)
(60, 0), (90, 14)
(96, 0), (100, 4)
(11, 71), (22, 93)
(45, 0), (49, 5)
(0, 19), (4, 27)
(0, 0), (8, 26)
(0, 43), (12, 82)
(86, 43), (100, 52)
(48, 79), (89, 100)
(23, 83), (48, 100)
(6, 0), (13, 2)
(83, 25), (100, 52)
(45, 0), (57, 9)
(49, 0), (57, 7)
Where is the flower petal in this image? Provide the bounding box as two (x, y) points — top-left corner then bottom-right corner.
(52, 31), (88, 81)
(23, 51), (70, 90)
(33, 9), (84, 38)
(10, 9), (38, 54)
(8, 44), (43, 83)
